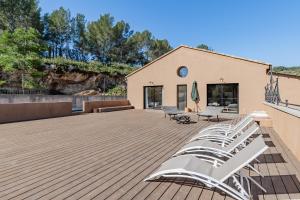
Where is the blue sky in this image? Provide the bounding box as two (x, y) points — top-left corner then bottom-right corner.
(39, 0), (300, 66)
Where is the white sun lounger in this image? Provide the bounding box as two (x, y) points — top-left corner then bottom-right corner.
(189, 115), (254, 142)
(175, 123), (259, 156)
(195, 115), (252, 135)
(145, 136), (268, 200)
(174, 124), (262, 176)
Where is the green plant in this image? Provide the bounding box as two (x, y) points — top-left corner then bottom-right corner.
(106, 86), (126, 96)
(0, 80), (6, 86)
(42, 57), (136, 75)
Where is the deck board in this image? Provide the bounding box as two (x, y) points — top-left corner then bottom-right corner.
(0, 110), (299, 200)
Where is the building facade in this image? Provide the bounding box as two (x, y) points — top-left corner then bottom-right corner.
(127, 46), (271, 114)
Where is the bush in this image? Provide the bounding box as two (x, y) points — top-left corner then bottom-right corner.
(42, 57), (136, 76)
(106, 86), (126, 96)
(0, 80), (6, 86)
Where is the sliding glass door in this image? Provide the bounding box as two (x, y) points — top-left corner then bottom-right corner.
(177, 85), (187, 111)
(207, 83), (239, 113)
(144, 86), (163, 109)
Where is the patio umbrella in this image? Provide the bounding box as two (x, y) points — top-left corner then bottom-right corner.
(191, 81), (200, 112)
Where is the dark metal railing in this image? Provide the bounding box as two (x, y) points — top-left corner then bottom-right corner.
(265, 68), (300, 111)
(0, 88), (49, 95)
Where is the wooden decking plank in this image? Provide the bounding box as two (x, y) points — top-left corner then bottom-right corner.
(0, 111), (298, 200)
(263, 137), (290, 200)
(68, 126), (198, 199)
(185, 186), (203, 200)
(1, 115), (183, 199)
(143, 182), (172, 200)
(0, 125), (168, 199)
(280, 175), (300, 194)
(30, 125), (188, 200)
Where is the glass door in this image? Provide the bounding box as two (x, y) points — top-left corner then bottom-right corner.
(207, 83), (239, 113)
(177, 85), (187, 111)
(144, 86), (163, 109)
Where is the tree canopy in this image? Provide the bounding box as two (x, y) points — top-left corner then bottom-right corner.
(0, 1), (173, 68)
(196, 44), (213, 51)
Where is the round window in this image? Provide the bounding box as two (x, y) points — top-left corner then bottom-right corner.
(177, 66), (188, 78)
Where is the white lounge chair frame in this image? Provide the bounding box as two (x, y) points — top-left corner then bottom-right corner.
(174, 124), (262, 176)
(189, 115), (254, 142)
(145, 136), (268, 200)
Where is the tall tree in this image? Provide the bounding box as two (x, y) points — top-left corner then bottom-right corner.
(148, 39), (172, 61)
(109, 20), (133, 63)
(70, 13), (87, 61)
(126, 30), (153, 65)
(43, 7), (72, 58)
(86, 14), (114, 63)
(0, 0), (42, 32)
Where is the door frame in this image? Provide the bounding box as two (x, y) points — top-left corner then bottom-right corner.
(206, 83), (239, 113)
(177, 84), (187, 110)
(143, 85), (163, 109)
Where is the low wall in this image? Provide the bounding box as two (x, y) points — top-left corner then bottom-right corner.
(272, 73), (300, 105)
(83, 100), (131, 113)
(0, 102), (72, 123)
(263, 102), (300, 160)
(0, 94), (126, 111)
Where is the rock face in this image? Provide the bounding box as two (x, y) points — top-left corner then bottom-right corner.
(45, 71), (126, 95)
(0, 68), (127, 95)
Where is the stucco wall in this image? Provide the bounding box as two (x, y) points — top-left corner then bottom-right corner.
(127, 46), (269, 114)
(83, 100), (130, 113)
(263, 103), (300, 161)
(272, 74), (300, 105)
(0, 102), (72, 123)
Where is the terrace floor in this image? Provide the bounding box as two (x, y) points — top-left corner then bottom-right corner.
(0, 110), (300, 200)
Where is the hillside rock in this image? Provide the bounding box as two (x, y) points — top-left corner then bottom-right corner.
(45, 71), (126, 95)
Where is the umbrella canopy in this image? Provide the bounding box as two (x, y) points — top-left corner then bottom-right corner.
(191, 81), (199, 102)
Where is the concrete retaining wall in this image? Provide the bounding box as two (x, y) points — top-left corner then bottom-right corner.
(263, 102), (300, 161)
(83, 100), (131, 113)
(0, 102), (72, 123)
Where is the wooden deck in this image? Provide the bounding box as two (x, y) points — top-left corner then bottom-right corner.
(0, 110), (299, 200)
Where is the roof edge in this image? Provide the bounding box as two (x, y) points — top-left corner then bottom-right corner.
(126, 45), (272, 78)
(272, 72), (300, 80)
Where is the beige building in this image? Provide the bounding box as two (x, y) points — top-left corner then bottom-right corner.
(127, 45), (272, 114)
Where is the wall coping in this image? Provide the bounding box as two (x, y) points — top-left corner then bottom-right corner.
(263, 102), (300, 118)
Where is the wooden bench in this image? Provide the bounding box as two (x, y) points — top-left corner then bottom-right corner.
(93, 105), (134, 113)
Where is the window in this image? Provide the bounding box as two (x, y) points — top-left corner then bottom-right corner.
(144, 86), (163, 109)
(207, 83), (239, 113)
(177, 66), (188, 77)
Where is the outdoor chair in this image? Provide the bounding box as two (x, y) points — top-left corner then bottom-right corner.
(197, 115), (252, 134)
(223, 103), (238, 113)
(175, 114), (191, 124)
(145, 136), (268, 200)
(174, 124), (262, 176)
(175, 123), (259, 156)
(189, 115), (254, 142)
(162, 106), (180, 119)
(197, 106), (224, 121)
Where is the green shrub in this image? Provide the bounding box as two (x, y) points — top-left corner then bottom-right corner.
(273, 66), (300, 76)
(42, 57), (136, 76)
(106, 86), (126, 96)
(0, 80), (6, 86)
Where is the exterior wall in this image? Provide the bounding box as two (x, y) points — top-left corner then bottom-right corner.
(271, 74), (300, 105)
(263, 103), (300, 161)
(127, 47), (269, 114)
(83, 100), (130, 113)
(0, 102), (72, 123)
